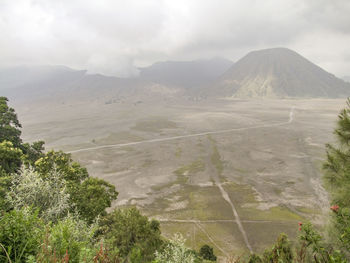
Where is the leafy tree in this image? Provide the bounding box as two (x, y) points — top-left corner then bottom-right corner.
(99, 207), (163, 261)
(199, 244), (216, 261)
(297, 222), (347, 263)
(21, 140), (45, 167)
(34, 150), (118, 223)
(6, 167), (70, 222)
(0, 97), (22, 147)
(262, 233), (293, 263)
(72, 177), (118, 224)
(323, 98), (350, 254)
(0, 208), (44, 262)
(0, 141), (23, 210)
(0, 140), (23, 175)
(248, 254), (262, 263)
(47, 214), (97, 263)
(0, 175), (12, 211)
(35, 150), (88, 183)
(154, 234), (196, 263)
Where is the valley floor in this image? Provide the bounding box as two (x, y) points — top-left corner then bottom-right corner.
(16, 98), (345, 256)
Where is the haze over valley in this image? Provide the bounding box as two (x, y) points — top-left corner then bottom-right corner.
(1, 47), (349, 255)
(1, 1), (350, 261)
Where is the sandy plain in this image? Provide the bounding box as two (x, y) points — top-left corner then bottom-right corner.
(15, 97), (345, 256)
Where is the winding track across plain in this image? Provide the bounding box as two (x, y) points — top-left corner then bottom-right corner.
(68, 107), (295, 154)
(68, 106), (295, 253)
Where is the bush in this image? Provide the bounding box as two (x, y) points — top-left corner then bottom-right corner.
(47, 214), (97, 263)
(154, 234), (197, 263)
(99, 207), (162, 261)
(0, 208), (44, 262)
(199, 245), (216, 261)
(6, 167), (70, 222)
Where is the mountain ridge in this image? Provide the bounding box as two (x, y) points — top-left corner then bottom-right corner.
(210, 47), (350, 98)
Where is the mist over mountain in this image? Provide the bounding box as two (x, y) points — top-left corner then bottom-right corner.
(210, 48), (350, 98)
(0, 65), (184, 105)
(1, 49), (350, 104)
(138, 58), (233, 88)
(343, 76), (350, 83)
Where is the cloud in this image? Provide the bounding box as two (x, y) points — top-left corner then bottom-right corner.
(0, 0), (349, 77)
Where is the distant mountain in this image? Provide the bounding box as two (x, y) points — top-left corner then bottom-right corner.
(0, 65), (87, 100)
(343, 76), (350, 83)
(0, 65), (184, 105)
(139, 58), (233, 88)
(210, 48), (350, 98)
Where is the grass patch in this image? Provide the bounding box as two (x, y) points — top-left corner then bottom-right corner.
(146, 185), (233, 220)
(211, 145), (225, 179)
(174, 160), (205, 176)
(243, 221), (299, 253)
(96, 131), (143, 145)
(131, 118), (177, 132)
(175, 147), (182, 158)
(223, 182), (304, 221)
(160, 222), (246, 256)
(142, 158), (155, 168)
(295, 206), (321, 215)
(239, 206), (304, 221)
(151, 160), (205, 191)
(273, 187), (282, 195)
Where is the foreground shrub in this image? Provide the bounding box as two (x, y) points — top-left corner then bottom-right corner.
(48, 214), (97, 263)
(6, 167), (70, 222)
(99, 207), (163, 262)
(154, 234), (197, 263)
(0, 208), (44, 262)
(199, 244), (216, 261)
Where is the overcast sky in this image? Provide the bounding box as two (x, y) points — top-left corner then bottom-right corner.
(1, 0), (350, 77)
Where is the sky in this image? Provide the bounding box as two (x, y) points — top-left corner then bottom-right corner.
(1, 0), (350, 77)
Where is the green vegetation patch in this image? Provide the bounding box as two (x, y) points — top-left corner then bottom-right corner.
(238, 205), (304, 222)
(223, 182), (304, 221)
(160, 222), (246, 256)
(131, 118), (177, 132)
(243, 221), (298, 253)
(211, 145), (224, 177)
(174, 160), (205, 177)
(96, 131), (143, 145)
(145, 185), (233, 221)
(175, 146), (182, 158)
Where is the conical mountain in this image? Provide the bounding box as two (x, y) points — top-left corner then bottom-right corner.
(212, 48), (350, 98)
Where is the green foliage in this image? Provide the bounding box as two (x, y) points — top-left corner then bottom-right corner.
(35, 150), (88, 184)
(99, 207), (163, 262)
(297, 222), (347, 263)
(6, 167), (70, 222)
(0, 140), (23, 175)
(0, 208), (44, 262)
(0, 97), (22, 147)
(21, 141), (45, 167)
(0, 175), (12, 210)
(72, 177), (118, 224)
(248, 254), (262, 263)
(199, 245), (216, 261)
(154, 234), (197, 263)
(47, 215), (97, 263)
(262, 233), (293, 263)
(323, 98), (350, 255)
(34, 150), (117, 223)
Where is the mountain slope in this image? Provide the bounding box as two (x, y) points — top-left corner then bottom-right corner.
(0, 65), (184, 105)
(343, 76), (350, 83)
(139, 58), (233, 88)
(211, 48), (350, 98)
